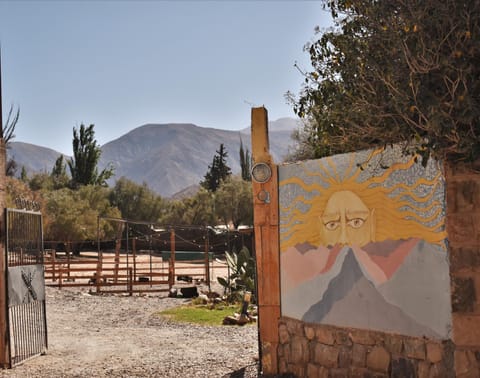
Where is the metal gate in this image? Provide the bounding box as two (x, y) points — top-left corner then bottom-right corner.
(5, 208), (47, 367)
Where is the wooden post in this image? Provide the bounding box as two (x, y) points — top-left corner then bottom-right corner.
(114, 238), (121, 284)
(169, 229), (175, 288)
(0, 139), (10, 368)
(96, 250), (103, 294)
(204, 234), (210, 289)
(251, 107), (280, 375)
(132, 238), (136, 283)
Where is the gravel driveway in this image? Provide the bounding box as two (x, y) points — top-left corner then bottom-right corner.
(0, 286), (259, 378)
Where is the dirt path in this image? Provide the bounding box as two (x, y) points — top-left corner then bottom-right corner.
(0, 287), (259, 378)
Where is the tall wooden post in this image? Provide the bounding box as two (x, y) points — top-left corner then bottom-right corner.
(251, 107), (280, 375)
(169, 229), (175, 288)
(0, 47), (10, 367)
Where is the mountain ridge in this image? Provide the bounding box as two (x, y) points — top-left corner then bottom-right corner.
(8, 118), (300, 197)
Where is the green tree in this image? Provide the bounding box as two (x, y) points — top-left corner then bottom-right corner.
(29, 172), (54, 191)
(214, 176), (253, 229)
(20, 166), (28, 182)
(159, 189), (215, 226)
(44, 185), (120, 242)
(239, 138), (251, 181)
(289, 0), (480, 163)
(51, 155), (69, 189)
(68, 124), (114, 188)
(109, 177), (166, 222)
(201, 144), (232, 192)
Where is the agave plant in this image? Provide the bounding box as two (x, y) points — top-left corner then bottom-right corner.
(217, 246), (256, 303)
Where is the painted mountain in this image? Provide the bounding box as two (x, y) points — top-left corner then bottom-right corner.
(8, 118), (300, 197)
(281, 240), (451, 339)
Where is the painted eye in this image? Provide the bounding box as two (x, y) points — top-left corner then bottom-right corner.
(324, 221), (339, 231)
(348, 218), (365, 229)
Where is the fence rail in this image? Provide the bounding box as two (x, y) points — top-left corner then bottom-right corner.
(43, 249), (215, 295)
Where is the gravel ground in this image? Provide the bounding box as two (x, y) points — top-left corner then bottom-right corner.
(0, 286), (260, 378)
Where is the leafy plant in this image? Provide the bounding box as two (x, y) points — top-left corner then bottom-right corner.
(217, 246), (256, 303)
(289, 0), (480, 164)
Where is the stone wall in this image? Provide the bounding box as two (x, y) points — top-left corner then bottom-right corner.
(277, 317), (453, 377)
(446, 162), (480, 376)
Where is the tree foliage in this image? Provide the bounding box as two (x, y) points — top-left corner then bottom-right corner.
(201, 144), (232, 192)
(68, 124), (114, 188)
(51, 155), (70, 189)
(214, 176), (253, 229)
(289, 0), (480, 163)
(43, 185), (120, 242)
(109, 177), (166, 222)
(239, 138), (251, 181)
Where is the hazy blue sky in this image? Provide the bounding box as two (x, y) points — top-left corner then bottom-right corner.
(0, 1), (332, 155)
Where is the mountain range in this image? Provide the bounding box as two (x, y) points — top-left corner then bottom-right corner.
(7, 117), (300, 197)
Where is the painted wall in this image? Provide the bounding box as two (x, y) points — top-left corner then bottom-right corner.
(279, 146), (451, 339)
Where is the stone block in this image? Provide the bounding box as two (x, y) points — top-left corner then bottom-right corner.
(306, 363), (318, 377)
(291, 336), (308, 364)
(279, 323), (290, 344)
(366, 346), (391, 373)
(426, 342), (444, 364)
(278, 359), (288, 374)
(384, 334), (404, 355)
(417, 361), (431, 378)
(446, 183), (457, 213)
(349, 367), (370, 378)
(315, 326), (335, 345)
(318, 366), (329, 378)
(447, 213), (475, 245)
(455, 180), (479, 212)
(330, 368), (349, 377)
(349, 329), (376, 345)
(452, 276), (476, 313)
(283, 342), (291, 363)
(404, 338), (426, 360)
(314, 343), (339, 368)
(429, 362), (448, 378)
(391, 357), (416, 377)
(450, 247), (480, 272)
(290, 363), (305, 378)
(338, 346), (351, 368)
(286, 318), (303, 336)
(453, 314), (480, 346)
(335, 329), (351, 345)
(352, 343), (367, 367)
(455, 349), (480, 377)
(304, 325), (315, 340)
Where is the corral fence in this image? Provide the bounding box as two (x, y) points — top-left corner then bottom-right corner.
(43, 219), (254, 295)
(4, 208), (47, 367)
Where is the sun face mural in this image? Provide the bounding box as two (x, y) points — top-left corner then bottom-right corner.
(279, 146), (451, 339)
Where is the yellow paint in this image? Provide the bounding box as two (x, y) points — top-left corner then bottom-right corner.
(280, 149), (446, 251)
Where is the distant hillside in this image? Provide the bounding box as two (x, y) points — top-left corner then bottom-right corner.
(8, 118), (300, 197)
(7, 142), (67, 175)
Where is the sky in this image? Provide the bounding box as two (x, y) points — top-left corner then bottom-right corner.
(0, 1), (332, 155)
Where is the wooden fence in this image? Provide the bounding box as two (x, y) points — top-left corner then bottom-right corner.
(43, 245), (216, 295)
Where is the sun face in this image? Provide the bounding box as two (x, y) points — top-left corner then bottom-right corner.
(279, 147), (446, 252)
(319, 190), (375, 247)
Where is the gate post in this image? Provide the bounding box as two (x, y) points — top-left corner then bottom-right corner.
(251, 107), (280, 375)
(0, 139), (10, 367)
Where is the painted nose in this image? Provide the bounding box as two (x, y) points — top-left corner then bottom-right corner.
(338, 226), (348, 245)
